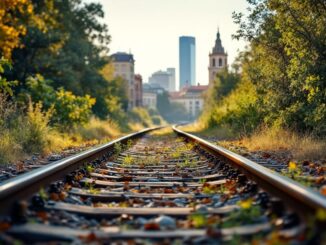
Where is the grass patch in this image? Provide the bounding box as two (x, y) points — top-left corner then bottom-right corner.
(240, 127), (326, 161)
(0, 94), (125, 165)
(75, 118), (120, 142)
(180, 123), (234, 140)
(182, 122), (325, 162)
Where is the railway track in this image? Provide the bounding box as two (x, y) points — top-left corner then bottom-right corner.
(0, 126), (325, 244)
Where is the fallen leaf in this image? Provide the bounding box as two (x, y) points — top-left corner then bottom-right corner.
(50, 193), (59, 201)
(36, 211), (48, 221)
(78, 232), (97, 242)
(320, 185), (326, 196)
(144, 222), (160, 231)
(0, 222), (11, 231)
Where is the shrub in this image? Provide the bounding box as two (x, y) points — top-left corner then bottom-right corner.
(53, 88), (96, 128)
(75, 118), (120, 141)
(0, 94), (53, 163)
(151, 116), (162, 125)
(25, 75), (96, 129)
(0, 93), (24, 164)
(200, 78), (262, 136)
(16, 102), (53, 154)
(128, 107), (153, 127)
(0, 130), (22, 164)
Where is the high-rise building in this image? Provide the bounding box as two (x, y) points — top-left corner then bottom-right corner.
(134, 74), (143, 107)
(208, 29), (228, 83)
(167, 68), (176, 92)
(111, 52), (136, 109)
(148, 68), (176, 92)
(179, 36), (196, 90)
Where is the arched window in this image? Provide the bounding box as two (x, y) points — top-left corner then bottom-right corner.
(219, 58), (222, 67)
(212, 58), (215, 67)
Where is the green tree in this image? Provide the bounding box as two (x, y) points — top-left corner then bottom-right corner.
(6, 0), (112, 118)
(53, 88), (95, 128)
(0, 58), (17, 95)
(0, 0), (33, 59)
(25, 75), (95, 128)
(233, 0), (326, 135)
(157, 91), (171, 117)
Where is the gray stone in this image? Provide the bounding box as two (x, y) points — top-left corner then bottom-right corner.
(153, 215), (176, 230)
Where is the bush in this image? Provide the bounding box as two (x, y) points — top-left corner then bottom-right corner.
(128, 107), (153, 127)
(0, 94), (53, 163)
(17, 102), (52, 154)
(200, 76), (262, 136)
(148, 108), (159, 116)
(53, 88), (95, 128)
(75, 118), (120, 141)
(25, 75), (96, 129)
(151, 116), (162, 125)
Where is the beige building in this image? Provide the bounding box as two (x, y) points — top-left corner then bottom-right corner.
(148, 68), (176, 92)
(143, 92), (157, 109)
(208, 29), (228, 83)
(169, 84), (208, 118)
(111, 52), (136, 109)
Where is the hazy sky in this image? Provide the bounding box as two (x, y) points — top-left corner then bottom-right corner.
(85, 0), (249, 88)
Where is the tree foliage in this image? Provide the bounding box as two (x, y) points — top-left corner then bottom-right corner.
(0, 0), (31, 59)
(25, 75), (95, 128)
(235, 0), (326, 135)
(203, 0), (326, 136)
(0, 0), (131, 129)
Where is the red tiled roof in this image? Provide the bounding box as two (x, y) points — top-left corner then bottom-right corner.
(185, 85), (209, 92)
(169, 91), (183, 99)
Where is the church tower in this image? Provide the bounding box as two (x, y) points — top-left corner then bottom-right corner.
(208, 29), (228, 83)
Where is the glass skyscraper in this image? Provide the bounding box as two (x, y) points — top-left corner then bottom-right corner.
(179, 36), (196, 90)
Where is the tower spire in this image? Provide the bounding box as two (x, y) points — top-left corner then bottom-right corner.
(212, 28), (224, 54)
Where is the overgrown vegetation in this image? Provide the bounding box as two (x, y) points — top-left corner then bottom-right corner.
(0, 1), (163, 164)
(199, 0), (325, 146)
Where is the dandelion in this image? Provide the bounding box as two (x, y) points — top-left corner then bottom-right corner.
(288, 161), (297, 170)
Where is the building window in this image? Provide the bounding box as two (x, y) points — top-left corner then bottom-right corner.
(212, 58), (215, 67)
(219, 58), (223, 67)
(195, 101), (199, 105)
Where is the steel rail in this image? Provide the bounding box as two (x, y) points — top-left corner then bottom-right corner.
(0, 127), (159, 215)
(172, 125), (326, 219)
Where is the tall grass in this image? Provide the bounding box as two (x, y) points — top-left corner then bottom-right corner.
(180, 123), (234, 140)
(182, 120), (325, 161)
(240, 127), (326, 161)
(75, 118), (120, 142)
(0, 94), (125, 165)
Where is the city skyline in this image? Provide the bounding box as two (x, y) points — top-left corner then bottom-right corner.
(84, 0), (248, 85)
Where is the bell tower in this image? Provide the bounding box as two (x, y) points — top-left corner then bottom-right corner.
(208, 28), (228, 83)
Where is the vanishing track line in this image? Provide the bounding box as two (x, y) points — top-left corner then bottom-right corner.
(0, 126), (325, 244)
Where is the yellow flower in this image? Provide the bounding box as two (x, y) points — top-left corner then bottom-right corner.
(288, 161), (297, 170)
(238, 198), (253, 209)
(27, 4), (33, 14)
